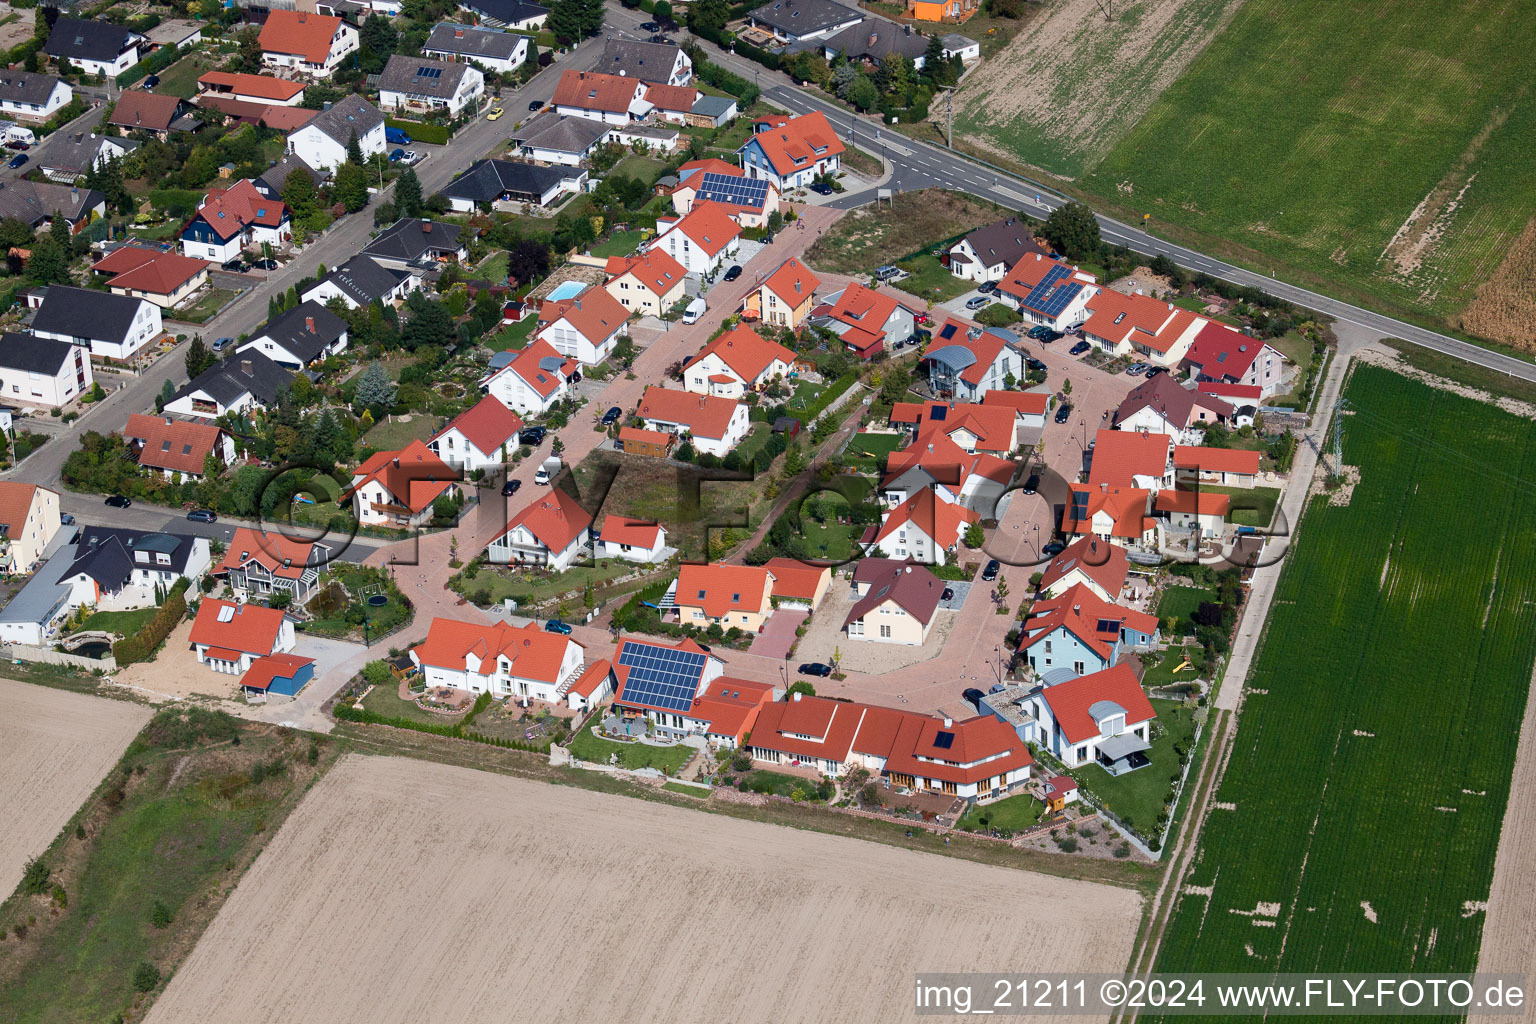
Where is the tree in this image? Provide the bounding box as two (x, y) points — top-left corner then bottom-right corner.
(48, 210), (70, 253)
(690, 0), (731, 34)
(354, 362), (396, 408)
(922, 35), (947, 81)
(158, 377), (174, 410)
(876, 52), (910, 96)
(185, 335), (216, 379)
(359, 13), (398, 74)
(845, 72), (878, 112)
(964, 521), (985, 548)
(282, 168), (318, 220)
(506, 238), (550, 285)
(346, 129), (364, 167)
(546, 0), (585, 44)
(831, 59), (857, 97)
(334, 162), (370, 213)
(0, 217), (32, 250)
(25, 236), (68, 284)
(84, 156), (131, 215)
(1040, 201), (1101, 262)
(394, 166), (422, 218)
(400, 295), (453, 350)
(787, 680), (816, 698)
(653, 0), (674, 22)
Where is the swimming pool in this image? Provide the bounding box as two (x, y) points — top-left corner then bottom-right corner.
(546, 281), (585, 302)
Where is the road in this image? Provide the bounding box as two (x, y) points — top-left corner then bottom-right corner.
(603, 4), (1536, 387)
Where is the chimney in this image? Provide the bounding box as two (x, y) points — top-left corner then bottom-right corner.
(793, 691), (803, 701)
(421, 220), (432, 233)
(393, 457), (401, 468)
(305, 316), (315, 333)
(241, 359), (253, 376)
(454, 28), (463, 36)
(942, 717), (952, 727)
(905, 23), (912, 34)
(868, 32), (878, 47)
(297, 11), (307, 20)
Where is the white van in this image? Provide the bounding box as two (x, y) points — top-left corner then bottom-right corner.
(681, 297), (706, 324)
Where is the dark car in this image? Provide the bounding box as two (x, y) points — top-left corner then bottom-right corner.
(1025, 357), (1047, 373)
(981, 559), (1000, 582)
(221, 258), (246, 273)
(1027, 325), (1051, 339)
(142, 74), (160, 90)
(6, 153), (25, 169)
(601, 405), (622, 425)
(808, 182), (834, 195)
(1039, 329), (1064, 343)
(1144, 366), (1167, 379)
(722, 264), (742, 281)
(543, 619), (573, 635)
(518, 426), (546, 445)
(528, 99), (544, 112)
(389, 148), (407, 162)
(639, 19), (659, 30)
(1055, 402), (1073, 424)
(941, 586), (955, 602)
(963, 687), (986, 710)
(1069, 340), (1091, 355)
(798, 662), (833, 677)
(1022, 473), (1040, 495)
(650, 33), (673, 42)
(104, 495), (131, 508)
(501, 478), (522, 497)
(186, 509), (217, 523)
(978, 280), (998, 294)
(4, 140), (27, 151)
(1042, 541), (1065, 557)
(250, 257), (278, 270)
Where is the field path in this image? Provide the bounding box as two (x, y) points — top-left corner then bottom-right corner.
(0, 679), (150, 896)
(147, 755), (1142, 1024)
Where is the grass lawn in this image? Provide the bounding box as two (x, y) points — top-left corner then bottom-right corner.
(957, 792), (1044, 833)
(456, 558), (644, 611)
(75, 607), (158, 636)
(487, 316), (536, 351)
(840, 145), (882, 178)
(1197, 484), (1280, 527)
(169, 288), (239, 325)
(662, 781), (708, 798)
(474, 250), (508, 284)
(1139, 645), (1201, 691)
(361, 680), (457, 727)
(363, 414), (434, 452)
(783, 379), (824, 417)
(1155, 585), (1216, 635)
(803, 189), (1003, 277)
(894, 251), (971, 305)
(154, 49), (221, 99)
(1076, 698), (1193, 837)
(843, 431), (904, 473)
(568, 450), (757, 562)
(590, 228), (647, 259)
(609, 153), (667, 186)
(567, 717), (694, 773)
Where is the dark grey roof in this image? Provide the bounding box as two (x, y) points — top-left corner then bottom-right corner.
(0, 72), (67, 107)
(821, 20), (927, 61)
(690, 95), (737, 118)
(377, 53), (475, 102)
(0, 332), (75, 374)
(253, 301), (347, 363)
(749, 0), (862, 36)
(424, 23), (524, 63)
(0, 179), (103, 227)
(363, 218), (464, 262)
(171, 349), (293, 408)
(254, 153), (322, 199)
(32, 285), (147, 344)
(509, 112), (609, 154)
(459, 0), (548, 25)
(318, 254), (409, 305)
(300, 94), (384, 147)
(597, 39), (684, 84)
(45, 17), (140, 63)
(844, 559), (943, 629)
(960, 217), (1049, 268)
(64, 525), (200, 593)
(40, 131), (137, 177)
(439, 159), (574, 205)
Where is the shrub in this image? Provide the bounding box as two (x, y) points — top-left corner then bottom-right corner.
(132, 961), (161, 993)
(1114, 842), (1131, 859)
(19, 856), (49, 895)
(150, 899), (173, 929)
(1055, 836), (1079, 853)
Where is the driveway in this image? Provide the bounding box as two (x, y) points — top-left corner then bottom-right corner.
(747, 608), (804, 660)
(242, 632), (370, 732)
(795, 582), (958, 675)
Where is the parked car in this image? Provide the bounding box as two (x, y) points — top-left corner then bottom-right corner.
(104, 494), (131, 508)
(639, 19), (659, 30)
(518, 426), (546, 445)
(723, 264), (742, 281)
(6, 153), (26, 169)
(978, 280), (998, 294)
(528, 99), (544, 112)
(914, 311), (931, 325)
(221, 258), (247, 273)
(59, 513), (74, 526)
(981, 559), (1000, 582)
(401, 150), (422, 165)
(798, 662), (833, 677)
(965, 295), (991, 310)
(3, 141), (27, 151)
(1038, 329), (1064, 343)
(186, 509), (217, 523)
(875, 265), (901, 281)
(601, 405), (622, 425)
(389, 148), (406, 162)
(1070, 340), (1091, 355)
(487, 106), (504, 121)
(1144, 366), (1167, 379)
(1042, 541), (1065, 557)
(501, 479), (522, 497)
(963, 687), (986, 710)
(142, 74), (160, 90)
(1126, 362), (1149, 376)
(808, 182), (833, 195)
(1024, 357), (1047, 373)
(1022, 474), (1040, 495)
(941, 586), (955, 602)
(249, 258), (278, 271)
(384, 126), (412, 145)
(650, 33), (673, 42)
(1027, 324), (1052, 339)
(1055, 402), (1073, 424)
(543, 619), (573, 635)
(211, 336), (235, 352)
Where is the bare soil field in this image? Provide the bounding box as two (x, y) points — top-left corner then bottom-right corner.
(0, 679), (150, 896)
(803, 189), (1004, 275)
(1456, 216), (1536, 353)
(945, 0), (1243, 178)
(147, 755), (1143, 1024)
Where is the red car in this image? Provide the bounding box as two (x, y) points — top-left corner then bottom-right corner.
(914, 311), (931, 325)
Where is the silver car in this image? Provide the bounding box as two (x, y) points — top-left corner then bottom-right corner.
(965, 295), (991, 310)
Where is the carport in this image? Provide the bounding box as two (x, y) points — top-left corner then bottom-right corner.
(240, 653), (315, 701)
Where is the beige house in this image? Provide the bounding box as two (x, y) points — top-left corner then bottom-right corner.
(673, 563), (774, 632)
(604, 249), (687, 318)
(843, 558), (946, 646)
(764, 557), (830, 611)
(752, 257), (820, 330)
(0, 482), (60, 576)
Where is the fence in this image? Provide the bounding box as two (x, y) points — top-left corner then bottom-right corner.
(2, 643), (116, 672)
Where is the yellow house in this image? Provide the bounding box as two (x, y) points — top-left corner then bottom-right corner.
(906, 0), (979, 21)
(753, 257), (820, 330)
(764, 557), (831, 611)
(604, 249), (688, 318)
(0, 482), (61, 576)
(673, 563), (775, 632)
(843, 558), (946, 645)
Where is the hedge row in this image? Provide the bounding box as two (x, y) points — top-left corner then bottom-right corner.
(117, 43), (184, 88)
(386, 117), (451, 145)
(804, 371), (859, 422)
(113, 583), (189, 666)
(692, 55), (760, 107)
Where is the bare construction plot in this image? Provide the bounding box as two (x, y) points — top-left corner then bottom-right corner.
(148, 755), (1142, 1024)
(0, 679), (150, 896)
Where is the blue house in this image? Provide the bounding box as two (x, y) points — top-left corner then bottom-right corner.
(240, 653), (315, 699)
(179, 179), (293, 264)
(1021, 583), (1158, 683)
(737, 111), (844, 191)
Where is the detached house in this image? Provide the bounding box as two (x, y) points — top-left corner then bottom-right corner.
(427, 395), (524, 471)
(844, 559), (945, 645)
(91, 246), (210, 309)
(811, 283), (914, 360)
(1181, 320), (1287, 399)
(31, 286), (163, 361)
(362, 217), (465, 269)
(483, 338), (576, 416)
(672, 172), (777, 228)
(197, 71), (307, 106)
(552, 69), (651, 125)
(604, 249), (687, 318)
(437, 158), (587, 212)
(40, 131), (135, 183)
(190, 599), (296, 675)
(738, 110), (844, 190)
(345, 439), (461, 528)
(922, 320), (1022, 401)
(180, 179), (291, 264)
(165, 351), (293, 420)
(1037, 536), (1130, 604)
(0, 72), (72, 124)
(0, 332), (92, 408)
(411, 617), (585, 703)
(1155, 487), (1230, 539)
(1088, 429), (1173, 491)
(55, 527), (209, 613)
(597, 38), (692, 86)
(746, 0), (863, 44)
(683, 324), (795, 399)
(998, 255), (1099, 331)
(673, 563), (774, 632)
(1079, 290), (1206, 367)
(650, 201), (741, 275)
(889, 399), (1020, 457)
(598, 516), (669, 563)
(536, 284), (629, 366)
(1027, 663), (1157, 772)
(237, 301), (348, 369)
(378, 53), (484, 117)
(458, 0), (549, 32)
(636, 386), (750, 458)
(217, 528), (330, 605)
(423, 23), (529, 75)
(1113, 372), (1233, 443)
(107, 92), (195, 141)
(864, 487), (977, 565)
(488, 488), (592, 571)
(1020, 583), (1158, 682)
(300, 254), (413, 310)
(948, 217), (1049, 283)
(880, 429), (1015, 513)
(509, 112), (611, 166)
(123, 414), (235, 480)
(610, 635), (777, 741)
(1062, 483), (1156, 546)
(752, 257), (818, 329)
(46, 18), (143, 79)
(259, 10), (359, 78)
(764, 557), (831, 611)
(286, 94), (385, 171)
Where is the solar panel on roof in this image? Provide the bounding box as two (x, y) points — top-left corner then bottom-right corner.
(1096, 618), (1121, 634)
(695, 172), (769, 209)
(933, 731), (955, 749)
(617, 642), (708, 713)
(939, 323), (957, 340)
(929, 405), (947, 421)
(417, 66), (443, 78)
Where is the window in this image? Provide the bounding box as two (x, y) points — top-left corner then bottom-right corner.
(879, 624), (891, 638)
(1073, 660), (1085, 674)
(1076, 746), (1087, 762)
(1044, 640), (1052, 654)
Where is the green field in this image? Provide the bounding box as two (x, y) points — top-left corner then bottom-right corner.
(1082, 0), (1536, 325)
(1199, 484), (1280, 527)
(843, 431), (904, 473)
(75, 607), (158, 636)
(1150, 364), (1536, 994)
(957, 793), (1044, 833)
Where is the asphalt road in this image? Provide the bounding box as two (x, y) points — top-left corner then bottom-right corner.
(597, 4), (1536, 387)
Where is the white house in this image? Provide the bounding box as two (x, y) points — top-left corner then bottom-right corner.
(598, 516), (668, 563)
(238, 302), (348, 369)
(55, 527), (210, 613)
(0, 73), (72, 124)
(377, 53), (484, 118)
(300, 255), (414, 310)
(482, 338), (575, 417)
(863, 488), (977, 565)
(45, 18), (143, 79)
(458, 0), (548, 31)
(922, 321), (1022, 402)
(997, 254), (1100, 331)
(682, 324), (795, 400)
(0, 482), (59, 577)
(190, 599), (296, 675)
(427, 396), (524, 472)
(179, 179), (292, 265)
(636, 386), (750, 459)
(947, 217), (1047, 283)
(259, 11), (359, 79)
(746, 0), (863, 44)
(346, 440), (462, 528)
(1112, 373), (1234, 444)
(165, 351), (292, 421)
(488, 488), (592, 571)
(551, 69), (651, 125)
(1155, 488), (1229, 539)
(411, 616), (585, 703)
(738, 111), (844, 191)
(508, 113), (611, 167)
(286, 95), (385, 172)
(596, 38), (693, 87)
(0, 332), (91, 408)
(650, 202), (741, 276)
(535, 285), (629, 366)
(1026, 663), (1157, 772)
(1181, 320), (1289, 399)
(31, 286), (162, 361)
(423, 23), (528, 75)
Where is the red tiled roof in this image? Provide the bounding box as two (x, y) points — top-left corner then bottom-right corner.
(412, 617), (578, 683)
(746, 110), (845, 177)
(605, 248), (685, 299)
(928, 321), (1008, 387)
(566, 658), (614, 699)
(124, 413), (224, 475)
(109, 92), (182, 132)
(219, 528), (319, 581)
(762, 557), (828, 603)
(883, 428), (1015, 492)
(883, 714), (1033, 786)
(431, 396), (523, 455)
(198, 71), (306, 102)
(1038, 536), (1130, 599)
(870, 487), (977, 551)
(645, 83), (699, 112)
(256, 105), (316, 132)
(193, 179), (288, 242)
(660, 200), (741, 257)
(259, 10), (346, 64)
(761, 257), (819, 306)
(898, 401), (1016, 453)
(1183, 321), (1267, 381)
(1088, 429), (1171, 488)
(1039, 663), (1156, 745)
(553, 69), (646, 114)
(190, 599), (287, 656)
(1172, 445), (1260, 475)
(750, 695), (867, 763)
(505, 337), (573, 398)
(1155, 488), (1231, 516)
(982, 389), (1050, 416)
(685, 324), (795, 385)
(497, 488), (592, 552)
(676, 157), (741, 185)
(827, 283), (897, 341)
(92, 247), (209, 297)
(691, 677), (775, 740)
(676, 563), (773, 618)
(347, 439), (457, 514)
(1080, 291), (1197, 353)
(997, 253), (1094, 311)
(1023, 583), (1157, 661)
(1197, 381), (1262, 402)
(1061, 483), (1152, 540)
(600, 515), (664, 548)
(239, 653), (313, 691)
(637, 385), (741, 441)
(618, 425), (673, 448)
(0, 482), (39, 542)
(539, 285), (630, 345)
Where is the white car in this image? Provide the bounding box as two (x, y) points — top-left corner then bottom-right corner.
(401, 150), (423, 165)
